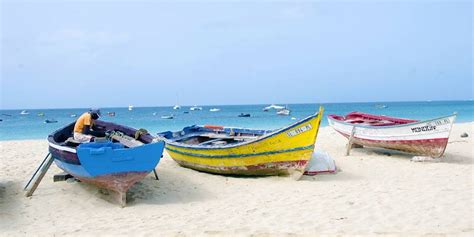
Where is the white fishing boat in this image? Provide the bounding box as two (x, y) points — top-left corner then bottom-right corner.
(173, 105), (181, 110)
(210, 108), (220, 112)
(161, 115), (174, 119)
(20, 110), (29, 115)
(327, 112), (457, 157)
(277, 108), (291, 116)
(375, 104), (388, 109)
(128, 105), (134, 111)
(263, 104), (285, 111)
(190, 106), (202, 111)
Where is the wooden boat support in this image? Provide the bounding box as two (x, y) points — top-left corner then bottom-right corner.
(346, 126), (356, 156)
(328, 112), (457, 157)
(345, 127), (364, 156)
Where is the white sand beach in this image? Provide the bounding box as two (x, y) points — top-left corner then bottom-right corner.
(0, 123), (473, 236)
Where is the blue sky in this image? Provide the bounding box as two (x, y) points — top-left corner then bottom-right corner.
(1, 0), (472, 109)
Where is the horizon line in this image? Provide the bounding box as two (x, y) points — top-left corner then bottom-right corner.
(1, 99), (472, 111)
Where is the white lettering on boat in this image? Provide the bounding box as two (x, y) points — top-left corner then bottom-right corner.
(287, 124), (312, 137)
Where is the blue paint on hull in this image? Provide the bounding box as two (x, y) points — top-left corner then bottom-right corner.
(53, 141), (165, 178)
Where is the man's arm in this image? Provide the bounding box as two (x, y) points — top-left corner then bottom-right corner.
(83, 125), (106, 137)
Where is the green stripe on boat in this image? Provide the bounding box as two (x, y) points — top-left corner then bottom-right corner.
(165, 145), (315, 158)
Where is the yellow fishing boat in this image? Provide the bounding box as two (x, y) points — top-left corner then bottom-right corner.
(157, 107), (324, 178)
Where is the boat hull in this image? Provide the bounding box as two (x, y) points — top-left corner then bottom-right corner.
(53, 157), (149, 193)
(164, 107), (324, 177)
(50, 141), (164, 194)
(328, 114), (456, 157)
(48, 121), (165, 196)
(168, 148), (313, 176)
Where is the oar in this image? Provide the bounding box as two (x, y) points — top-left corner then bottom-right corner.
(24, 153), (51, 190)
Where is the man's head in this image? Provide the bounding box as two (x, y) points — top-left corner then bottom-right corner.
(89, 108), (101, 120)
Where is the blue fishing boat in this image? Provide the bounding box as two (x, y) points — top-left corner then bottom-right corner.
(44, 119), (58, 123)
(47, 120), (164, 206)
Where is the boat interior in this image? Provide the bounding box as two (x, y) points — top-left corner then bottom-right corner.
(159, 125), (272, 146)
(50, 121), (153, 148)
(330, 112), (418, 127)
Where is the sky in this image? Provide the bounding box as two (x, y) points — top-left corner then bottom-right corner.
(1, 0), (472, 109)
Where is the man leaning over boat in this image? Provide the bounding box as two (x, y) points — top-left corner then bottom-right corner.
(73, 109), (106, 142)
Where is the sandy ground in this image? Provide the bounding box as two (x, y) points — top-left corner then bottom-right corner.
(0, 123), (473, 236)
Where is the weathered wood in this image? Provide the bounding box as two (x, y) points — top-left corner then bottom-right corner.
(25, 154), (54, 197)
(24, 153), (51, 190)
(346, 126), (356, 156)
(120, 192), (126, 208)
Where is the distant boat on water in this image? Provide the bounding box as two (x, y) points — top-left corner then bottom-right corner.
(128, 105), (134, 111)
(37, 112), (45, 117)
(210, 108), (220, 112)
(173, 94), (181, 110)
(70, 114), (77, 118)
(44, 119), (58, 123)
(20, 110), (29, 115)
(277, 109), (290, 116)
(107, 112), (116, 117)
(161, 115), (174, 119)
(263, 104), (285, 111)
(375, 104), (388, 109)
(238, 113), (251, 117)
(277, 108), (291, 116)
(190, 106), (202, 111)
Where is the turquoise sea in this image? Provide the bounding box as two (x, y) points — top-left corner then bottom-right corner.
(0, 101), (472, 141)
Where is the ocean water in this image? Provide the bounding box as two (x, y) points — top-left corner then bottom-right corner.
(0, 101), (472, 141)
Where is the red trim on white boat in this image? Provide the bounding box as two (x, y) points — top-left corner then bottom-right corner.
(334, 129), (449, 143)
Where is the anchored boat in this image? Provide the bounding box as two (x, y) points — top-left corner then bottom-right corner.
(327, 112), (456, 157)
(47, 121), (164, 206)
(277, 108), (291, 116)
(158, 107), (324, 178)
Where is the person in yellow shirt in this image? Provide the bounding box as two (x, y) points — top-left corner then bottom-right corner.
(73, 109), (105, 142)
